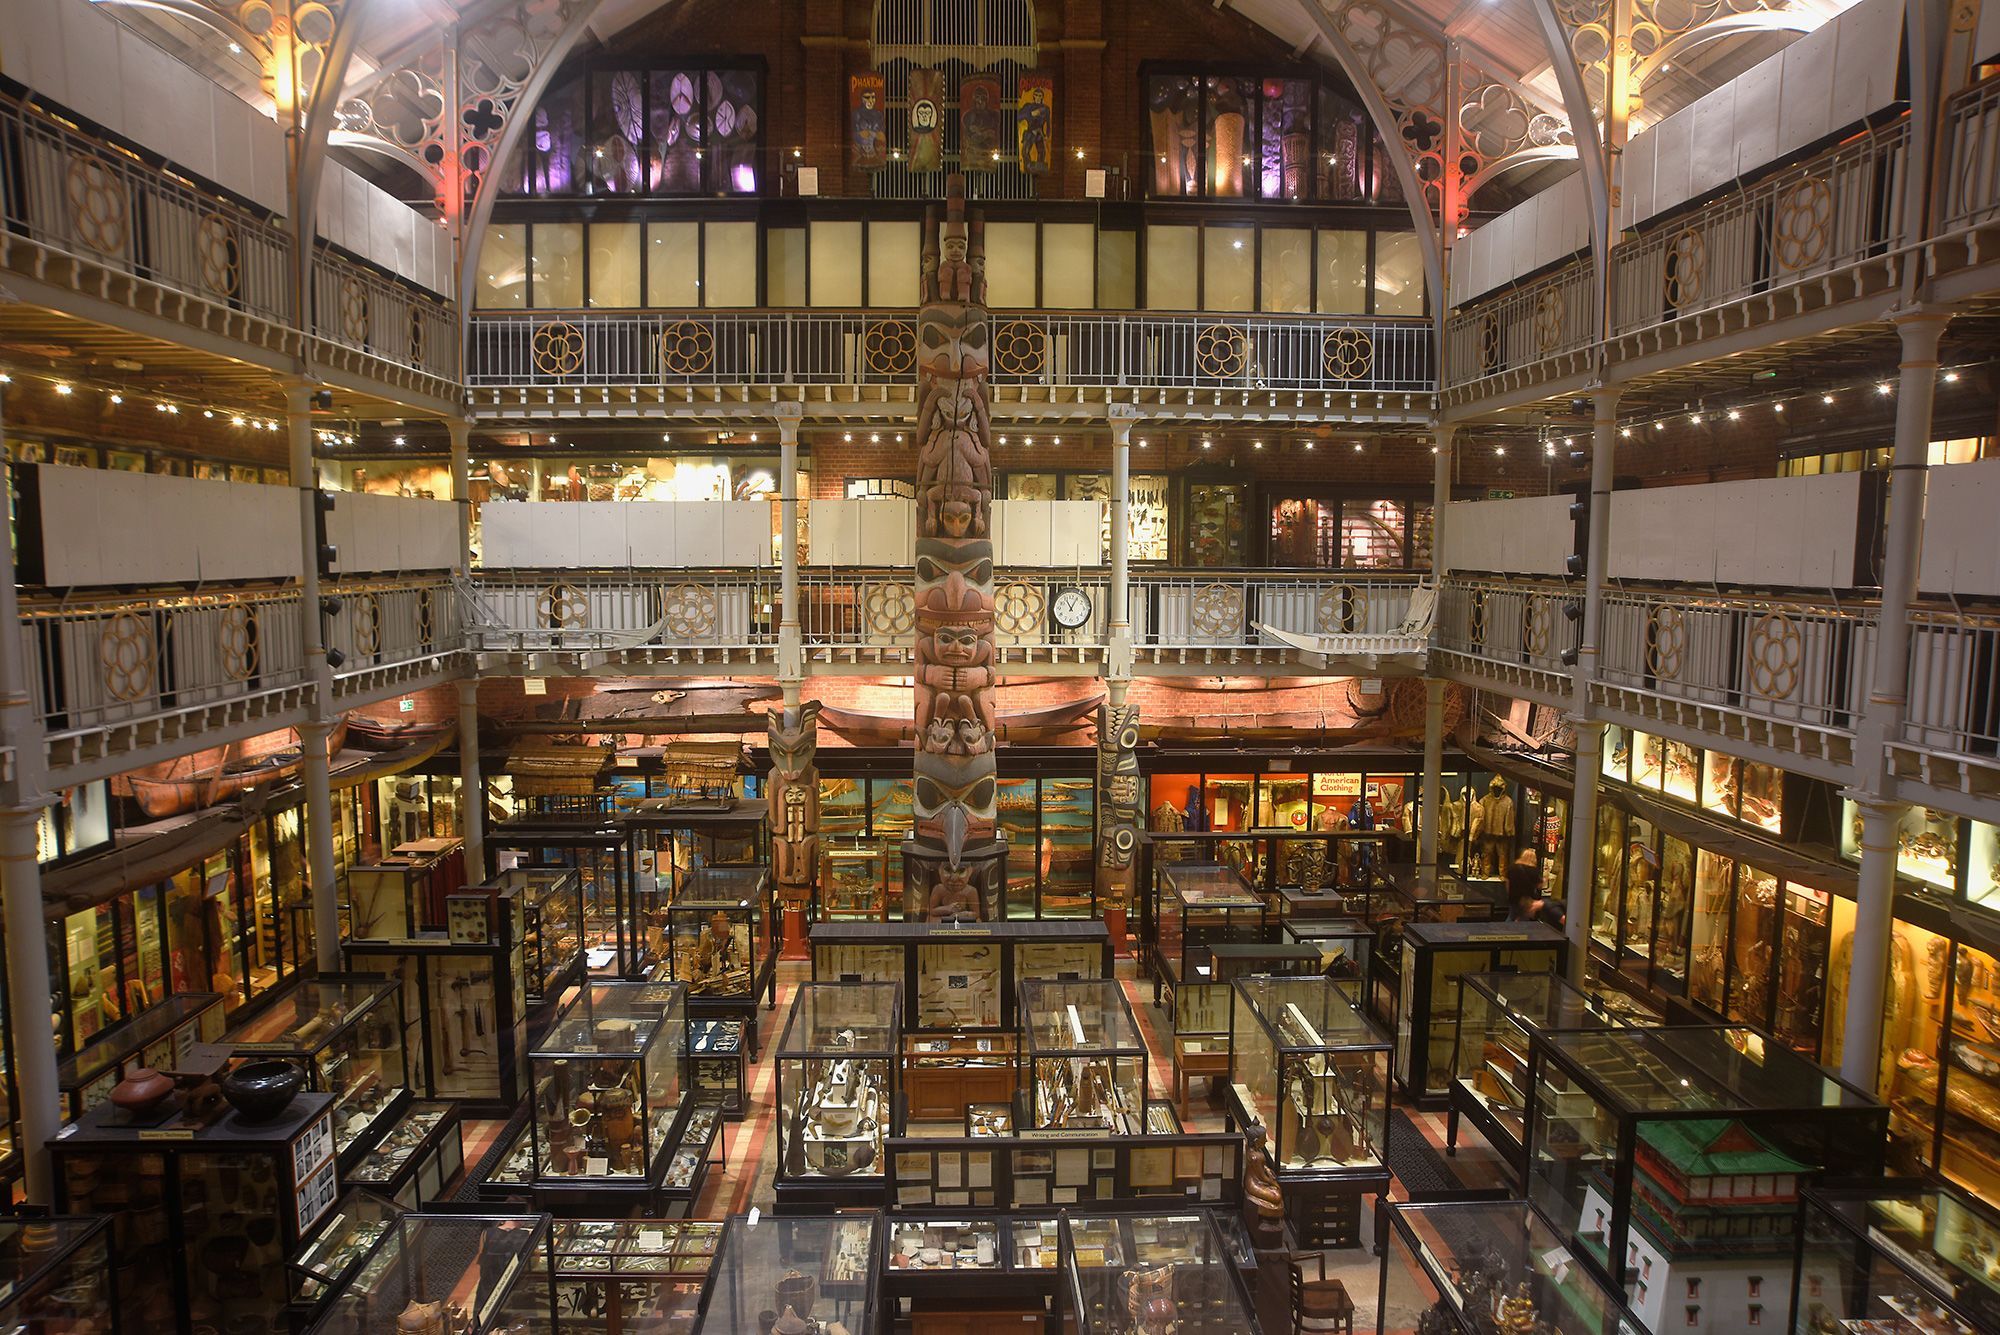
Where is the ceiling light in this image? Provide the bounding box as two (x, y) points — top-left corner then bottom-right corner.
(1353, 442), (1362, 453)
(166, 404), (178, 414)
(1430, 446), (1439, 455)
(228, 40), (241, 52)
(1944, 370), (1960, 383)
(0, 374), (11, 384)
(1024, 435), (1035, 446)
(870, 433), (880, 443)
(1620, 427), (1632, 438)
(1773, 403), (1784, 413)
(1051, 436), (1061, 445)
(1689, 413), (1702, 425)
(203, 409), (214, 418)
(1253, 440), (1263, 450)
(1822, 393), (1835, 404)
(1654, 421), (1665, 431)
(232, 415), (246, 426)
(1727, 409), (1740, 421)
(1563, 438), (1573, 447)
(54, 383), (71, 395)
(1495, 445), (1506, 456)
(662, 433), (671, 443)
(1877, 382), (1893, 395)
(1137, 438), (1148, 448)
(999, 435), (1009, 445)
(843, 432), (852, 442)
(1201, 439), (1212, 450)
(896, 434), (903, 443)
(394, 435), (406, 445)
(1303, 441), (1313, 451)
(108, 393), (122, 405)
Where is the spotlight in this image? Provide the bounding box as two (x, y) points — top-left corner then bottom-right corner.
(54, 383), (72, 395)
(324, 648), (346, 670)
(1562, 598), (1584, 619)
(1877, 383), (1893, 396)
(1689, 413), (1702, 425)
(1560, 646), (1580, 667)
(109, 393), (122, 405)
(1773, 403), (1784, 413)
(320, 596), (344, 617)
(662, 433), (672, 443)
(1620, 427), (1632, 438)
(1822, 393), (1835, 404)
(1566, 555), (1585, 576)
(313, 389), (334, 410)
(1494, 445), (1506, 457)
(394, 436), (407, 446)
(1654, 421), (1665, 431)
(1945, 370), (1961, 383)
(1727, 409), (1740, 421)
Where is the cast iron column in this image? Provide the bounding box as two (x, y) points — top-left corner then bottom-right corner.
(1107, 405), (1137, 703)
(776, 404), (804, 709)
(286, 383), (342, 973)
(1840, 308), (1950, 1091)
(1560, 388), (1618, 986)
(1418, 423), (1454, 868)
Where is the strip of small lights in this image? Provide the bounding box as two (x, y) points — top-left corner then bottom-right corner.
(0, 366), (350, 439)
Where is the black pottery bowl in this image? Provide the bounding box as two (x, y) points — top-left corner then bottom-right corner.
(220, 1060), (305, 1124)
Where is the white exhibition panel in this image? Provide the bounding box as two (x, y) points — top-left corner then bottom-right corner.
(1606, 473), (1863, 587)
(805, 500), (915, 566)
(1451, 171), (1591, 305)
(318, 162), (455, 298)
(1918, 457), (2000, 596)
(1440, 496), (1575, 576)
(27, 466), (300, 586)
(992, 500), (1105, 566)
(329, 495), (458, 574)
(478, 502), (773, 569)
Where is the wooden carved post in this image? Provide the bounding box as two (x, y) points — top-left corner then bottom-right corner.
(904, 175), (1006, 919)
(767, 701), (821, 958)
(1095, 702), (1142, 953)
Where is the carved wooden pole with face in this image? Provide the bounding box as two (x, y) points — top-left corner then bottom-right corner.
(767, 701), (822, 916)
(909, 175), (1000, 917)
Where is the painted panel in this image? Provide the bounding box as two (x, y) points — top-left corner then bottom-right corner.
(1919, 457), (2000, 595)
(1608, 474), (1862, 587)
(1441, 496), (1574, 576)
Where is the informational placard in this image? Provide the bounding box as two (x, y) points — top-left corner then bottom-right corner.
(295, 1158), (339, 1234)
(292, 1110), (335, 1186)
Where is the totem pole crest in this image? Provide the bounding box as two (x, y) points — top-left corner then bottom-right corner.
(905, 175), (1005, 919)
(766, 701), (822, 915)
(1095, 702), (1142, 911)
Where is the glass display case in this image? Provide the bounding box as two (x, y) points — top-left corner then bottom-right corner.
(689, 1018), (746, 1117)
(223, 974), (410, 1165)
(1229, 974), (1390, 1175)
(1152, 862), (1271, 1008)
(306, 1212), (552, 1335)
(1020, 978), (1147, 1134)
(1446, 972), (1663, 1178)
(486, 866), (585, 1006)
(347, 853), (460, 943)
(810, 921), (1111, 1034)
(1380, 1199), (1647, 1335)
(822, 839), (892, 919)
(1393, 919), (1565, 1100)
(487, 815), (634, 973)
(1171, 942), (1321, 1112)
(538, 1219), (721, 1335)
(1526, 1025), (1888, 1334)
(287, 1190), (401, 1316)
(54, 1091), (340, 1335)
(342, 1101), (465, 1209)
(774, 981), (900, 1202)
(1281, 916), (1375, 985)
(664, 865), (776, 1048)
(693, 1214), (879, 1335)
(1795, 1181), (2000, 1335)
(0, 1216), (115, 1335)
(1061, 1211), (1256, 1335)
(57, 991), (224, 1118)
(528, 981), (688, 1189)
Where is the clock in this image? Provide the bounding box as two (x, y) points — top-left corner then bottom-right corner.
(1050, 587), (1092, 631)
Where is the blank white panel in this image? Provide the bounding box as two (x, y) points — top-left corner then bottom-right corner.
(477, 502), (532, 568)
(995, 500), (1052, 565)
(808, 222), (863, 306)
(250, 120), (288, 216)
(1609, 475), (1861, 587)
(1831, 0), (1905, 131)
(1731, 62), (1782, 177)
(1980, 0), (2000, 63)
(720, 503), (773, 567)
(671, 504), (725, 566)
(805, 500), (857, 566)
(1442, 496), (1573, 576)
(1920, 458), (2000, 595)
(622, 503), (675, 565)
(28, 469), (301, 585)
(6, 0), (69, 105)
(1048, 502), (1103, 566)
(1777, 31), (1835, 156)
(984, 223), (1037, 308)
(574, 503), (629, 567)
(1651, 111), (1693, 216)
(856, 500), (912, 565)
(1619, 129), (1654, 230)
(1689, 88), (1737, 201)
(64, 2), (122, 140)
(401, 501), (458, 570)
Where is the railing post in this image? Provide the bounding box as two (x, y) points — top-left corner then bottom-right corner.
(1561, 387), (1620, 987)
(458, 677), (486, 881)
(1840, 306), (1951, 1091)
(286, 383), (343, 974)
(776, 403), (804, 702)
(0, 383), (59, 1205)
(1107, 405), (1138, 691)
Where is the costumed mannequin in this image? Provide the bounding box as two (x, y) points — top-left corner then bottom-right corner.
(1437, 787), (1468, 869)
(1181, 785), (1210, 832)
(1347, 793), (1377, 883)
(1473, 776), (1516, 878)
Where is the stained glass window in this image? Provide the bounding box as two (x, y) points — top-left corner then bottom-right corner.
(503, 63), (764, 198)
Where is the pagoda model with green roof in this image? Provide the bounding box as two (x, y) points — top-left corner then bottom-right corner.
(1577, 1117), (1812, 1334)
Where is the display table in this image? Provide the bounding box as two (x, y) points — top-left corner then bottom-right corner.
(1380, 1199), (1647, 1335)
(57, 991), (224, 1119)
(342, 1100), (465, 1209)
(1151, 861), (1270, 1009)
(1061, 1210), (1259, 1335)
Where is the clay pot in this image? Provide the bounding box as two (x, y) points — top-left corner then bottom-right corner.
(110, 1067), (175, 1119)
(219, 1060), (305, 1124)
(774, 1270), (817, 1321)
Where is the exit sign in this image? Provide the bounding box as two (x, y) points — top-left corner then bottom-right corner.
(397, 698), (415, 713)
(1487, 488), (1515, 499)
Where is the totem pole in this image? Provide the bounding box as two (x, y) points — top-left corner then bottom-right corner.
(904, 175), (1006, 920)
(1095, 702), (1142, 950)
(767, 701), (821, 958)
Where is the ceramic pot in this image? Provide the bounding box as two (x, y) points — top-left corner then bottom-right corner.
(219, 1060), (305, 1124)
(109, 1067), (175, 1119)
(774, 1269), (817, 1321)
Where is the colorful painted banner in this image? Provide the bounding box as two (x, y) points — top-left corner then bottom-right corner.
(908, 68), (944, 173)
(960, 74), (1004, 164)
(850, 73), (887, 170)
(1016, 72), (1054, 174)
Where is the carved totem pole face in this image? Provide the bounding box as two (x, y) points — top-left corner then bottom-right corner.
(766, 701), (822, 910)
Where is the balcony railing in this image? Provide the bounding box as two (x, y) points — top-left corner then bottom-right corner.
(324, 577), (462, 681)
(466, 310), (1434, 394)
(1443, 257), (1594, 389)
(1610, 120), (1909, 338)
(1941, 76), (2000, 235)
(313, 247), (460, 380)
(463, 573), (778, 654)
(1903, 607), (2000, 758)
(0, 93), (294, 324)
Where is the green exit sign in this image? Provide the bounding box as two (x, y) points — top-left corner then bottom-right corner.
(1487, 488), (1515, 499)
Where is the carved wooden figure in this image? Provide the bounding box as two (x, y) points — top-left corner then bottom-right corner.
(767, 701), (822, 913)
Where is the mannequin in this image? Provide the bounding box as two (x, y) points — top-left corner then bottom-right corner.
(1473, 776), (1516, 877)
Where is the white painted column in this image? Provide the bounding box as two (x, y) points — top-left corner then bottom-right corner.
(1419, 423), (1454, 867)
(458, 678), (486, 882)
(1841, 308), (1950, 1091)
(1107, 406), (1138, 704)
(0, 383), (60, 1203)
(776, 405), (804, 710)
(286, 384), (342, 974)
(1560, 388), (1619, 986)
(448, 419), (473, 574)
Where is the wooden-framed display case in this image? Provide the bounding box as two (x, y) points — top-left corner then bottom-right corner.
(344, 839), (466, 940)
(1227, 973), (1391, 1247)
(53, 1092), (341, 1335)
(821, 839), (893, 920)
(340, 1101), (464, 1209)
(663, 864), (777, 1053)
(1171, 941), (1321, 1114)
(486, 815), (636, 975)
(286, 1189), (401, 1326)
(221, 974), (411, 1169)
(536, 1219), (722, 1335)
(1151, 861), (1271, 1008)
(1060, 1210), (1259, 1335)
(1794, 1180), (2000, 1335)
(342, 889), (530, 1112)
(1444, 971), (1662, 1182)
(57, 991), (224, 1119)
(774, 981), (901, 1208)
(304, 1212), (552, 1335)
(1525, 1025), (1887, 1334)
(1392, 919), (1565, 1102)
(0, 1215), (116, 1335)
(1019, 978), (1148, 1135)
(690, 1214), (880, 1335)
(483, 866), (586, 1007)
(1379, 1199), (1648, 1335)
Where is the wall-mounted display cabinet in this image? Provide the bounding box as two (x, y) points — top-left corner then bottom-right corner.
(1794, 1181), (2000, 1335)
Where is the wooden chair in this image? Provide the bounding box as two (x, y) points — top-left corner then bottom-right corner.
(1288, 1252), (1356, 1335)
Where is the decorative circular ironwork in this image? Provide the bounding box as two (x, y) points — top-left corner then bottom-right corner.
(1747, 609), (1802, 700)
(1195, 324), (1248, 379)
(1663, 228), (1706, 308)
(661, 583), (717, 638)
(1773, 176), (1833, 271)
(100, 611), (155, 702)
(352, 594), (383, 655)
(863, 582), (916, 636)
(196, 216), (239, 296)
(531, 321), (586, 377)
(1468, 590), (1487, 647)
(1524, 600), (1552, 657)
(1646, 606), (1687, 681)
(338, 277), (370, 345)
(992, 320), (1048, 377)
(657, 320), (715, 376)
(862, 320), (917, 376)
(219, 604), (259, 681)
(416, 587), (436, 643)
(1477, 312), (1501, 373)
(409, 309), (425, 369)
(538, 581), (589, 629)
(1189, 583), (1244, 639)
(994, 581), (1046, 635)
(1532, 289), (1565, 355)
(1322, 327), (1375, 381)
(1314, 588), (1342, 633)
(65, 158), (129, 257)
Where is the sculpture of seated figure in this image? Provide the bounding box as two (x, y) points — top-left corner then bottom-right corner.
(927, 865), (981, 922)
